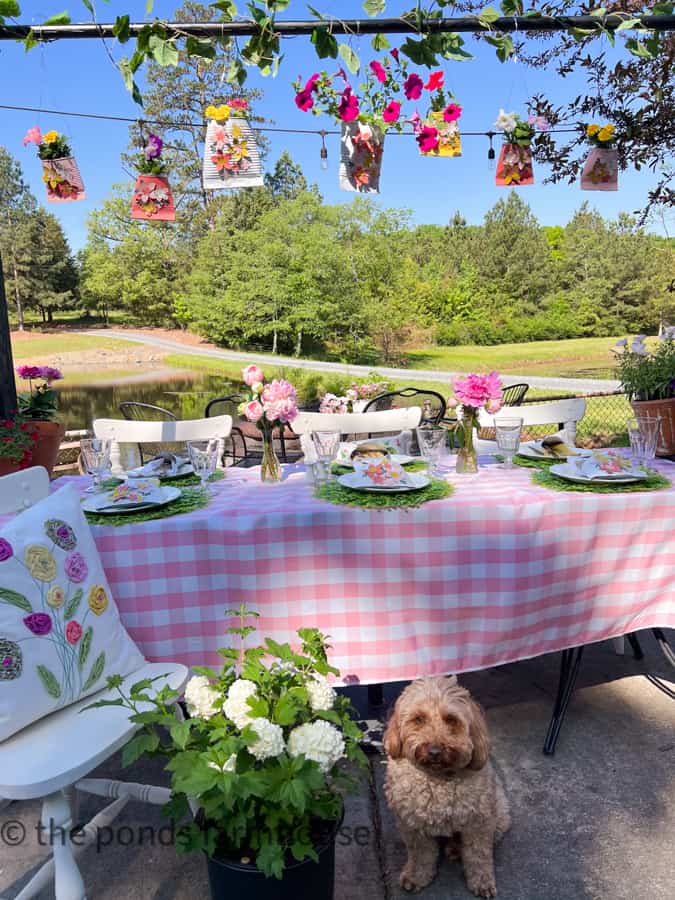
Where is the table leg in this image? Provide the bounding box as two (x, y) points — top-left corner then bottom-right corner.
(543, 646), (584, 756)
(367, 683), (384, 707)
(626, 633), (644, 660)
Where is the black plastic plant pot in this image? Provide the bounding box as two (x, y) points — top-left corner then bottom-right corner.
(204, 816), (341, 900)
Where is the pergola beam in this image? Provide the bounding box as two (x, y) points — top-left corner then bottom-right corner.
(0, 14), (674, 41)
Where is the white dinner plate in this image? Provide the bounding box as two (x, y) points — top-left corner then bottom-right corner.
(337, 472), (430, 493)
(518, 442), (592, 461)
(82, 486), (182, 514)
(549, 463), (647, 485)
(338, 453), (415, 468)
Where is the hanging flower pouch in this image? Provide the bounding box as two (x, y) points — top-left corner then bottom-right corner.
(340, 123), (384, 194)
(131, 175), (176, 221)
(581, 148), (618, 191)
(496, 143), (534, 187)
(419, 111), (462, 158)
(202, 118), (264, 190)
(41, 157), (85, 202)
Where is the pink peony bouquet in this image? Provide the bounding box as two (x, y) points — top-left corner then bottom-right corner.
(239, 365), (299, 431)
(448, 372), (503, 416)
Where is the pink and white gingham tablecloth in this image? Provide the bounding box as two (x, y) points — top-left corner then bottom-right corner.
(43, 460), (675, 683)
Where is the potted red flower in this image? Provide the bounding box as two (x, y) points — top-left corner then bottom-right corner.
(15, 364), (65, 477)
(23, 126), (85, 203)
(131, 133), (176, 221)
(0, 415), (39, 476)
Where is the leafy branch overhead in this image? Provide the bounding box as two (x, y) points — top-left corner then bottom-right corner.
(1, 1), (673, 102)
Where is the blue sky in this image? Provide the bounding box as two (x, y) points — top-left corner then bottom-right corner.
(1, 1), (667, 249)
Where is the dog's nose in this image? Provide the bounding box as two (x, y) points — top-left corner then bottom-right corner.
(427, 745), (442, 759)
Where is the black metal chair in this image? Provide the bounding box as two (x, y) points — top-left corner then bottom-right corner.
(118, 401), (178, 464)
(363, 388), (447, 424)
(501, 383), (529, 407)
(204, 395), (295, 465)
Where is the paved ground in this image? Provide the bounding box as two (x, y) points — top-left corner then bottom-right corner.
(2, 631), (673, 900)
(81, 330), (620, 394)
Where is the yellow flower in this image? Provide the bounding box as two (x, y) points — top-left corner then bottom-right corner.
(597, 125), (615, 142)
(586, 124), (600, 137)
(42, 130), (60, 144)
(47, 586), (65, 609)
(88, 585), (108, 616)
(205, 104), (230, 121)
(25, 545), (57, 583)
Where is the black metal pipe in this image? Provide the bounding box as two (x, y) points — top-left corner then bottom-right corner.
(0, 15), (674, 41)
(0, 253), (18, 420)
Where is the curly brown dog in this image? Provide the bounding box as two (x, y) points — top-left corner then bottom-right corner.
(383, 676), (510, 898)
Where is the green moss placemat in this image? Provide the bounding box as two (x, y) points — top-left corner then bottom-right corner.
(532, 468), (671, 494)
(315, 478), (453, 509)
(84, 486), (209, 526)
(331, 459), (428, 476)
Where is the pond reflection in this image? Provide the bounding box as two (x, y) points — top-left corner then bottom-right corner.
(55, 373), (240, 431)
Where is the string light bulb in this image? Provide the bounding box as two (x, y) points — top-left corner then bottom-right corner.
(319, 130), (328, 171)
(487, 132), (496, 170)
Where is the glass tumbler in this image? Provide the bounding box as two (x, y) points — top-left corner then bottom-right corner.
(494, 417), (523, 469)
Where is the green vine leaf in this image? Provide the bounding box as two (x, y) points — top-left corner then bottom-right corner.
(0, 587), (32, 613)
(37, 664), (61, 699)
(0, 0), (20, 18)
(478, 6), (501, 28)
(211, 0), (237, 17)
(338, 43), (360, 74)
(149, 34), (179, 66)
(112, 15), (131, 43)
(83, 651), (106, 691)
(311, 27), (338, 59)
(64, 588), (83, 621)
(186, 37), (217, 59)
(363, 0), (386, 16)
(42, 10), (71, 26)
(371, 33), (390, 51)
(400, 36), (439, 66)
(79, 626), (93, 669)
(485, 33), (515, 61)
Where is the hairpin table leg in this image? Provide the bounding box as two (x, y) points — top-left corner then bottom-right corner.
(626, 633), (644, 660)
(543, 646), (585, 756)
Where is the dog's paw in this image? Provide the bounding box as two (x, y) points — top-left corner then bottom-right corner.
(399, 868), (434, 893)
(466, 873), (497, 898)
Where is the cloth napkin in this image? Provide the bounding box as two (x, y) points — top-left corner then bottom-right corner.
(351, 457), (409, 487)
(127, 454), (188, 478)
(336, 434), (407, 464)
(100, 478), (164, 507)
(300, 433), (318, 464)
(573, 451), (641, 480)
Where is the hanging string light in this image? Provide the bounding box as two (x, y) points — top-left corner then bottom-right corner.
(319, 130), (328, 171)
(487, 131), (496, 170)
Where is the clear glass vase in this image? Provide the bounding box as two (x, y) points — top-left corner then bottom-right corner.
(456, 413), (479, 474)
(260, 427), (282, 483)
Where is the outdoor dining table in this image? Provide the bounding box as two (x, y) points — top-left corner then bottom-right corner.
(31, 457), (675, 691)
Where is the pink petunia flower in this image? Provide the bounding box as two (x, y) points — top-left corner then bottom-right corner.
(382, 101), (401, 124)
(242, 364), (264, 386)
(338, 87), (360, 122)
(407, 111), (423, 135)
(295, 90), (314, 112)
(404, 73), (424, 100)
(416, 125), (439, 153)
(230, 98), (248, 110)
(369, 60), (387, 84)
(305, 73), (320, 92)
(23, 126), (42, 147)
(443, 104), (462, 123)
(390, 48), (399, 61)
(425, 71), (444, 92)
(527, 115), (550, 131)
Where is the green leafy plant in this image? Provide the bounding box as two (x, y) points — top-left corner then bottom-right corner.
(88, 606), (366, 878)
(613, 334), (675, 401)
(0, 415), (38, 466)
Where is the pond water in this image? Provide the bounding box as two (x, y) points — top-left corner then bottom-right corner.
(55, 373), (240, 431)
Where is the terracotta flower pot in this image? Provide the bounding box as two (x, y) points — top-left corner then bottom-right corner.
(630, 397), (675, 457)
(0, 458), (22, 477)
(581, 148), (618, 191)
(28, 421), (66, 477)
(339, 123), (384, 194)
(495, 143), (534, 186)
(131, 175), (176, 221)
(202, 118), (264, 190)
(41, 157), (86, 202)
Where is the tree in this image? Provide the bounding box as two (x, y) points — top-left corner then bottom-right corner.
(18, 210), (79, 323)
(0, 146), (37, 330)
(264, 151), (308, 201)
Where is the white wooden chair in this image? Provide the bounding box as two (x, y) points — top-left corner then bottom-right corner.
(0, 469), (189, 899)
(0, 466), (50, 514)
(291, 407), (422, 437)
(474, 398), (587, 454)
(93, 415), (233, 476)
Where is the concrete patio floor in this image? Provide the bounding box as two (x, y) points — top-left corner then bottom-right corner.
(2, 630), (674, 900)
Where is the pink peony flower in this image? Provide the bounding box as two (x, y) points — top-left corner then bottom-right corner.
(452, 372), (503, 410)
(23, 126), (42, 147)
(16, 365), (42, 380)
(262, 379), (298, 405)
(338, 87), (360, 122)
(64, 552), (88, 584)
(443, 104), (462, 123)
(403, 73), (424, 100)
(417, 126), (440, 153)
(242, 365), (264, 386)
(425, 71), (444, 91)
(486, 399), (502, 414)
(369, 60), (387, 84)
(264, 398), (298, 424)
(382, 100), (401, 124)
(244, 401), (264, 423)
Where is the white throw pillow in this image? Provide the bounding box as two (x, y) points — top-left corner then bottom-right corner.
(0, 483), (145, 742)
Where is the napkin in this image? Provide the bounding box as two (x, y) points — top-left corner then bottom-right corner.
(100, 478), (164, 507)
(300, 433), (318, 464)
(336, 435), (406, 463)
(351, 457), (409, 487)
(573, 451), (641, 480)
(127, 453), (188, 478)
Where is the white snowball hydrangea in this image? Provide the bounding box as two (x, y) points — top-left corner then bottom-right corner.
(208, 754), (237, 774)
(184, 675), (219, 720)
(223, 678), (258, 729)
(305, 674), (336, 712)
(248, 718), (285, 761)
(287, 720), (345, 773)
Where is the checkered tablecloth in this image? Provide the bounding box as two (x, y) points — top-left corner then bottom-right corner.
(43, 460), (675, 684)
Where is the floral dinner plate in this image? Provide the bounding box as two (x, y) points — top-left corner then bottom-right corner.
(549, 463), (646, 485)
(81, 486), (182, 514)
(337, 473), (430, 493)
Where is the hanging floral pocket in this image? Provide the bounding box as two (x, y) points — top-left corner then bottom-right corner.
(23, 128), (85, 203)
(495, 144), (534, 187)
(202, 102), (264, 190)
(580, 148), (618, 191)
(131, 174), (176, 221)
(418, 108), (462, 158)
(340, 123), (384, 194)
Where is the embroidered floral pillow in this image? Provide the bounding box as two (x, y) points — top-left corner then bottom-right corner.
(0, 483), (144, 742)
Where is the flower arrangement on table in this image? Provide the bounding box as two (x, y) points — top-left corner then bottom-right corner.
(16, 364), (63, 421)
(239, 365), (299, 482)
(131, 133), (176, 221)
(318, 380), (390, 414)
(293, 52), (456, 192)
(448, 372), (503, 473)
(581, 123), (618, 191)
(493, 110), (549, 187)
(23, 126), (85, 202)
(202, 100), (264, 190)
(10, 364), (65, 477)
(89, 607), (365, 880)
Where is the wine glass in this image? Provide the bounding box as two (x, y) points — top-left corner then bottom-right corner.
(494, 417), (523, 469)
(415, 425), (446, 476)
(80, 439), (111, 492)
(187, 439), (220, 492)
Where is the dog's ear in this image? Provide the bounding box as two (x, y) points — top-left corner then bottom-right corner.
(467, 700), (490, 770)
(383, 703), (402, 759)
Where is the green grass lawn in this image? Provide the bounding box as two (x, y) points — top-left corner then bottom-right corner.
(406, 336), (624, 379)
(11, 333), (135, 359)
